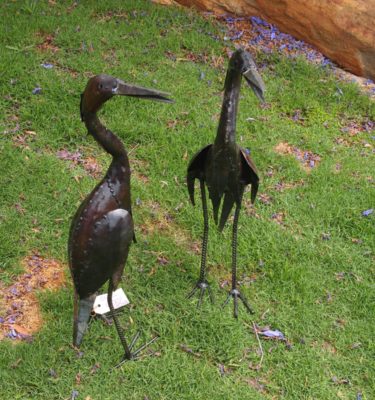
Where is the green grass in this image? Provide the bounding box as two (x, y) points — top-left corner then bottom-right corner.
(0, 1), (374, 399)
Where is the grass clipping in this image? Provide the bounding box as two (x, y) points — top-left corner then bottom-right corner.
(0, 253), (65, 341)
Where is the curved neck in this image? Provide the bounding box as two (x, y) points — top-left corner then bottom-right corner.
(83, 112), (126, 158)
(215, 68), (242, 146)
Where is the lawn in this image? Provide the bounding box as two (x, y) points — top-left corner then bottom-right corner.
(0, 1), (374, 399)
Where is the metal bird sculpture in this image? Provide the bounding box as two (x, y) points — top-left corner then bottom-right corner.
(69, 74), (172, 362)
(187, 49), (265, 318)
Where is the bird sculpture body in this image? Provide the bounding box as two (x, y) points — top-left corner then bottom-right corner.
(187, 49), (265, 318)
(69, 74), (171, 362)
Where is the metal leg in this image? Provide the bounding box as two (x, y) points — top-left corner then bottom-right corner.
(231, 199), (241, 293)
(108, 280), (159, 366)
(199, 179), (209, 283)
(187, 180), (213, 306)
(72, 291), (78, 346)
(108, 280), (132, 359)
(222, 191), (254, 318)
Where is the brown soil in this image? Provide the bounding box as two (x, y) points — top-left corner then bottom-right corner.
(139, 200), (199, 253)
(274, 142), (321, 171)
(36, 33), (59, 53)
(0, 253), (66, 341)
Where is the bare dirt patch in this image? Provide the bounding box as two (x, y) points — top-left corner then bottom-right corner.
(273, 179), (305, 192)
(56, 149), (103, 178)
(93, 10), (129, 23)
(139, 201), (198, 252)
(36, 33), (59, 53)
(274, 142), (321, 171)
(12, 130), (37, 150)
(0, 253), (66, 341)
(270, 211), (286, 226)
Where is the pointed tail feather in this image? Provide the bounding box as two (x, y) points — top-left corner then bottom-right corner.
(211, 193), (222, 226)
(73, 294), (96, 347)
(218, 193), (235, 232)
(187, 173), (196, 206)
(251, 181), (259, 204)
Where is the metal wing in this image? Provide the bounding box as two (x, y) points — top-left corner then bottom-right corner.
(240, 147), (259, 203)
(73, 209), (134, 298)
(186, 144), (212, 205)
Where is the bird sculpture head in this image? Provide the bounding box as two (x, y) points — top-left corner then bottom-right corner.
(228, 49), (265, 102)
(80, 74), (172, 120)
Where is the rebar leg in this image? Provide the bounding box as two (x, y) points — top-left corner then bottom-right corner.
(222, 198), (254, 318)
(187, 180), (213, 306)
(107, 280), (158, 366)
(108, 280), (132, 360)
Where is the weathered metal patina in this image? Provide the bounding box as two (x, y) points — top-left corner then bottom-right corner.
(69, 74), (171, 362)
(187, 49), (265, 318)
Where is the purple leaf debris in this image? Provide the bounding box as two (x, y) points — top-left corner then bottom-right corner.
(56, 149), (82, 162)
(362, 209), (373, 217)
(259, 329), (285, 340)
(7, 328), (17, 339)
(40, 63), (54, 69)
(335, 87), (344, 96)
(71, 390), (79, 400)
(32, 87), (42, 95)
(221, 14), (336, 68)
(9, 287), (19, 296)
(331, 376), (350, 385)
(230, 31), (243, 41)
(6, 328), (29, 340)
(322, 233), (331, 241)
(364, 120), (374, 132)
(49, 368), (58, 378)
(90, 363), (101, 375)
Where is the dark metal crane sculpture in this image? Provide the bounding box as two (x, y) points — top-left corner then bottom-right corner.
(187, 49), (265, 318)
(69, 74), (172, 362)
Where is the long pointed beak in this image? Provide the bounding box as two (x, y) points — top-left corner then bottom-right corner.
(113, 79), (173, 103)
(243, 68), (265, 103)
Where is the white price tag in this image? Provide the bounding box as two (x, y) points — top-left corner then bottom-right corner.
(93, 288), (130, 315)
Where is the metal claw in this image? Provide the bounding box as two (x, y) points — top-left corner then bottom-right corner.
(207, 284), (214, 304)
(187, 280), (213, 308)
(187, 285), (199, 300)
(222, 289), (254, 318)
(129, 330), (141, 351)
(114, 335), (159, 369)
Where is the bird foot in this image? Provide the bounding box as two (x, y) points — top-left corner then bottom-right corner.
(187, 280), (214, 307)
(114, 332), (159, 368)
(222, 288), (254, 318)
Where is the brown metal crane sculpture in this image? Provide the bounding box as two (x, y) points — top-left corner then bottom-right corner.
(187, 49), (265, 318)
(69, 74), (172, 362)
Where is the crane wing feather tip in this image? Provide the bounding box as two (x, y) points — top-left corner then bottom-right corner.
(251, 183), (259, 203)
(187, 185), (195, 205)
(187, 175), (196, 205)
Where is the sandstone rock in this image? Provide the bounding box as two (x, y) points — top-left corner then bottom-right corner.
(155, 0), (375, 81)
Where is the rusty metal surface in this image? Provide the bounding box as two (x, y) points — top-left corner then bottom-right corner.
(69, 75), (171, 357)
